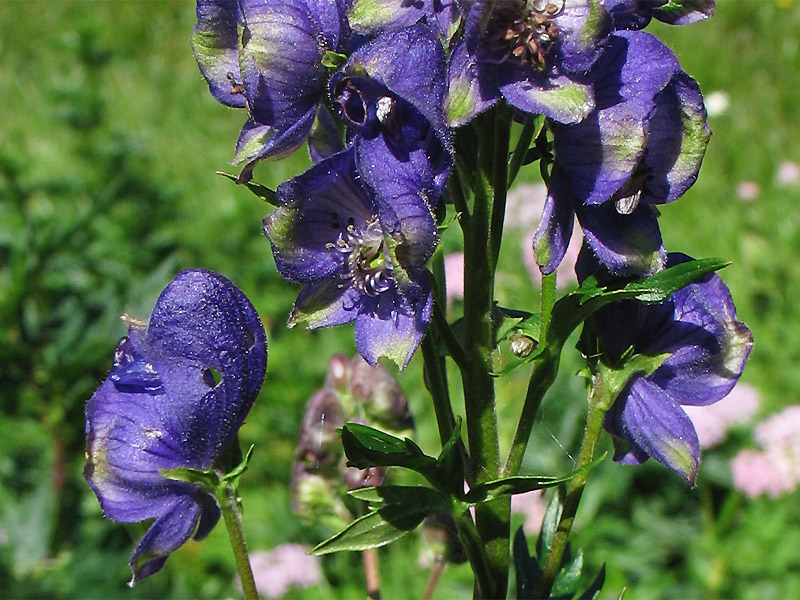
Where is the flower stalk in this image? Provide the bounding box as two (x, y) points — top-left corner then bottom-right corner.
(217, 480), (258, 600)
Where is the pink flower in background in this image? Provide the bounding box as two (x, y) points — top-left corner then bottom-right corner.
(736, 181), (760, 201)
(505, 183), (548, 231)
(511, 490), (547, 534)
(444, 252), (465, 304)
(776, 161), (800, 185)
(684, 382), (760, 448)
(731, 405), (800, 499)
(239, 544), (323, 598)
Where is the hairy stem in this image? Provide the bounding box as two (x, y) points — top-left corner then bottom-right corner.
(218, 482), (258, 600)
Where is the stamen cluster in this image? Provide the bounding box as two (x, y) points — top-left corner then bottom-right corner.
(489, 0), (562, 69)
(333, 216), (393, 297)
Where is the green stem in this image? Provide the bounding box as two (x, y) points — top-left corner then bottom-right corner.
(537, 397), (607, 599)
(503, 350), (560, 477)
(503, 272), (559, 477)
(421, 326), (456, 448)
(217, 482), (258, 600)
(453, 509), (496, 599)
(431, 299), (468, 370)
(459, 108), (511, 599)
(507, 115), (537, 187)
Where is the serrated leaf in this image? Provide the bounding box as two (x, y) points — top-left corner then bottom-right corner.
(216, 171), (278, 206)
(311, 489), (449, 554)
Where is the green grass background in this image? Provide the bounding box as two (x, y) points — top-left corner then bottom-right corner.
(1, 1), (800, 598)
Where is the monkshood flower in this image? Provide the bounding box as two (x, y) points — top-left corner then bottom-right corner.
(329, 23), (452, 201)
(192, 0), (349, 180)
(445, 0), (610, 126)
(84, 269), (267, 583)
(534, 30), (710, 276)
(264, 147), (437, 368)
(605, 0), (714, 31)
(578, 251), (753, 484)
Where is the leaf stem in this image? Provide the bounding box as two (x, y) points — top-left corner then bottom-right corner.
(217, 481), (258, 600)
(536, 394), (607, 598)
(422, 556), (446, 600)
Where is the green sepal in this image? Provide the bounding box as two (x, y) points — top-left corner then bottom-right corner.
(463, 454), (605, 505)
(311, 486), (449, 554)
(321, 50), (347, 69)
(159, 466), (220, 491)
(216, 171), (278, 206)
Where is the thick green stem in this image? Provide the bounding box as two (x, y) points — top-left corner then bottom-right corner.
(537, 397), (606, 598)
(459, 107), (512, 599)
(453, 509), (496, 598)
(421, 328), (456, 447)
(218, 482), (258, 600)
(539, 272), (557, 341)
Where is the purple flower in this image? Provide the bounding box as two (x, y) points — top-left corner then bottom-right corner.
(605, 0), (715, 31)
(534, 30), (711, 276)
(192, 0), (349, 180)
(84, 269), (267, 583)
(346, 0), (463, 41)
(445, 0), (610, 126)
(329, 24), (452, 201)
(263, 146), (437, 368)
(579, 251), (753, 484)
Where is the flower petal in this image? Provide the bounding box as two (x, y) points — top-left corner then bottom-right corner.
(500, 71), (594, 125)
(354, 283), (432, 369)
(192, 0), (246, 108)
(445, 39), (499, 127)
(575, 199), (665, 276)
(264, 148), (374, 283)
(129, 492), (217, 583)
(532, 169), (576, 275)
(607, 377), (700, 483)
(290, 279), (363, 329)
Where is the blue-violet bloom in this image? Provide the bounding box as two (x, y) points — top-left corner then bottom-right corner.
(84, 269), (267, 583)
(192, 0), (349, 180)
(534, 30), (710, 276)
(578, 250), (753, 484)
(263, 147), (437, 369)
(445, 0), (610, 126)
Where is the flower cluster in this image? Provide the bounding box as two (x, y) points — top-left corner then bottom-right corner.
(193, 0), (718, 370)
(84, 269), (267, 583)
(579, 251), (753, 484)
(291, 354), (413, 525)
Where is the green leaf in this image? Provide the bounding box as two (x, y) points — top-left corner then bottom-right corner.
(463, 454), (606, 504)
(537, 487), (564, 565)
(341, 423), (437, 475)
(575, 564), (606, 600)
(552, 548), (584, 597)
(434, 418), (465, 495)
(311, 487), (449, 554)
(348, 485), (448, 509)
(216, 171), (278, 206)
(221, 444), (254, 482)
(514, 527), (542, 599)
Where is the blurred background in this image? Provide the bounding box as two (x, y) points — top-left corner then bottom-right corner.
(1, 1), (799, 598)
